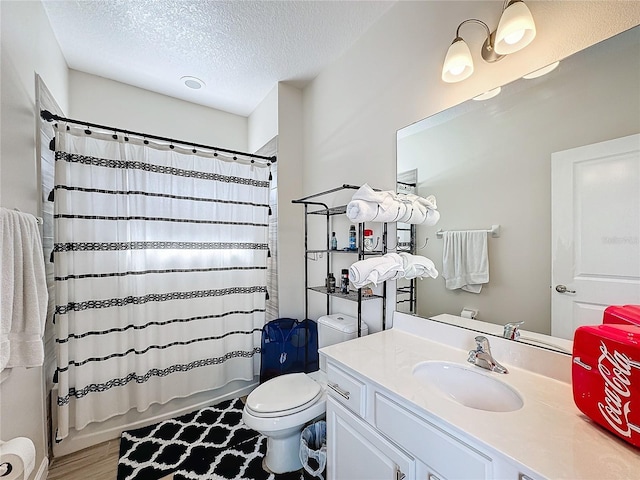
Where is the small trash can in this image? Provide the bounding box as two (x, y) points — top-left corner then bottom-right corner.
(299, 420), (327, 479)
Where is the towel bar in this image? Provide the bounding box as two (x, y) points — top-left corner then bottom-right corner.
(436, 224), (500, 239)
(12, 208), (43, 225)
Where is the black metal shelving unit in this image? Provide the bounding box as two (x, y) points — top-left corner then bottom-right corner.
(395, 223), (417, 314)
(292, 184), (388, 336)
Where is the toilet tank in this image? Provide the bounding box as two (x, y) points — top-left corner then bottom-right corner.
(317, 314), (368, 349)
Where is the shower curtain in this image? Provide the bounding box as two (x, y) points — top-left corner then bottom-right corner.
(53, 124), (270, 441)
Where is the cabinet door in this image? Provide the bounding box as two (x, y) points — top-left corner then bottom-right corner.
(375, 393), (492, 480)
(327, 397), (414, 480)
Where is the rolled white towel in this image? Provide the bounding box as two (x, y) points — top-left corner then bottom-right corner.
(346, 199), (378, 223)
(397, 193), (440, 225)
(399, 252), (439, 280)
(398, 202), (425, 224)
(349, 253), (404, 288)
(414, 194), (437, 210)
(352, 184), (397, 212)
(347, 200), (406, 223)
(424, 208), (440, 226)
(416, 194), (440, 226)
(373, 203), (406, 222)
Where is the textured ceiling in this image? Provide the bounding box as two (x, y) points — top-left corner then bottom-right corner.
(42, 0), (396, 116)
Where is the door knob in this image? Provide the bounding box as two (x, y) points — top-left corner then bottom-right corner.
(555, 284), (576, 294)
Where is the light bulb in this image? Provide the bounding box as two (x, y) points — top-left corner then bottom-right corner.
(503, 29), (525, 45)
(442, 38), (474, 83)
(495, 0), (536, 55)
(449, 64), (466, 76)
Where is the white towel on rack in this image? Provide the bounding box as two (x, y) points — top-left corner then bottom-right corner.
(442, 231), (489, 293)
(346, 184), (438, 225)
(351, 183), (397, 211)
(346, 200), (406, 223)
(0, 208), (48, 371)
(398, 252), (439, 280)
(349, 253), (404, 288)
(397, 194), (440, 226)
(347, 184), (405, 223)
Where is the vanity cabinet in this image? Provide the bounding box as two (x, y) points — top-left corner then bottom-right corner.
(374, 393), (492, 480)
(325, 357), (530, 480)
(327, 398), (415, 480)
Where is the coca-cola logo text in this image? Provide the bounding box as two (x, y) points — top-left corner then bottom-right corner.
(597, 341), (633, 437)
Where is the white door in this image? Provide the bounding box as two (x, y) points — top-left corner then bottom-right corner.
(551, 134), (640, 339)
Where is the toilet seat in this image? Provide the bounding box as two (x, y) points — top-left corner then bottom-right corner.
(246, 372), (322, 418)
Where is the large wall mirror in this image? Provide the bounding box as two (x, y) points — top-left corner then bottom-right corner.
(396, 26), (640, 353)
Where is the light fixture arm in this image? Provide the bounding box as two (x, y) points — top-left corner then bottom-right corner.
(454, 18), (504, 63)
(502, 0), (518, 11)
(455, 18), (491, 39)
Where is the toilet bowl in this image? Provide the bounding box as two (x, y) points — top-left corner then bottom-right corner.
(242, 371), (327, 474)
(242, 314), (367, 474)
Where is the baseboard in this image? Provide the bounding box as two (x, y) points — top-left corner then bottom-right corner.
(33, 456), (48, 480)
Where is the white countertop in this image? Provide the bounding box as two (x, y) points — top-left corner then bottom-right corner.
(320, 313), (639, 479)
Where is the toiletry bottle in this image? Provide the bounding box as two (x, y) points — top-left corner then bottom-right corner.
(363, 229), (374, 251)
(327, 273), (336, 293)
(340, 269), (349, 294)
(330, 232), (337, 250)
(349, 225), (357, 251)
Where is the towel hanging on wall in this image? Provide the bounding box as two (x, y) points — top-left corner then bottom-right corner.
(442, 230), (489, 293)
(0, 208), (48, 371)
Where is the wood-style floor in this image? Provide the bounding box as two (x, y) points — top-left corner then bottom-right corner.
(47, 439), (174, 480)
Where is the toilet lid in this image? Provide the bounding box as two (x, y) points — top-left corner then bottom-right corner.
(246, 373), (322, 417)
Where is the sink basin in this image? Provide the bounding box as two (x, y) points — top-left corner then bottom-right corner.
(412, 361), (523, 412)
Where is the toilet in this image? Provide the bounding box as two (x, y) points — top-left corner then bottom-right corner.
(242, 314), (368, 474)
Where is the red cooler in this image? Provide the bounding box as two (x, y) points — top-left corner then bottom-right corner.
(602, 304), (640, 326)
(572, 323), (640, 447)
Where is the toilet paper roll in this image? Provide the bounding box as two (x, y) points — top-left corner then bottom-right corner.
(461, 308), (477, 319)
(0, 437), (35, 480)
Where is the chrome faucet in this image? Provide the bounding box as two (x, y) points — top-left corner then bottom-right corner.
(503, 321), (524, 340)
(468, 336), (508, 374)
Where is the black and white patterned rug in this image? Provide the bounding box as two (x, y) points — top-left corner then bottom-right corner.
(117, 398), (320, 480)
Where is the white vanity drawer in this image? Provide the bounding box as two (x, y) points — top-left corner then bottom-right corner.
(375, 393), (492, 479)
(326, 362), (366, 417)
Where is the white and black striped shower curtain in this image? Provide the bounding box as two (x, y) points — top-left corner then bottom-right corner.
(53, 124), (269, 441)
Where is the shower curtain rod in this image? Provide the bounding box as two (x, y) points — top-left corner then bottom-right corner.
(40, 110), (277, 164)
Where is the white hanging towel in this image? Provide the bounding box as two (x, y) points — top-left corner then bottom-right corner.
(442, 231), (489, 293)
(0, 208), (48, 371)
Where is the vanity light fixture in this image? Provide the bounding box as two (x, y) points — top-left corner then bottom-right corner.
(473, 86), (502, 101)
(441, 0), (536, 83)
(522, 61), (560, 79)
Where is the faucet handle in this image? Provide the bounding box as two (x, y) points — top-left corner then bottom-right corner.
(474, 335), (491, 353)
(503, 321), (525, 340)
(467, 349), (478, 363)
